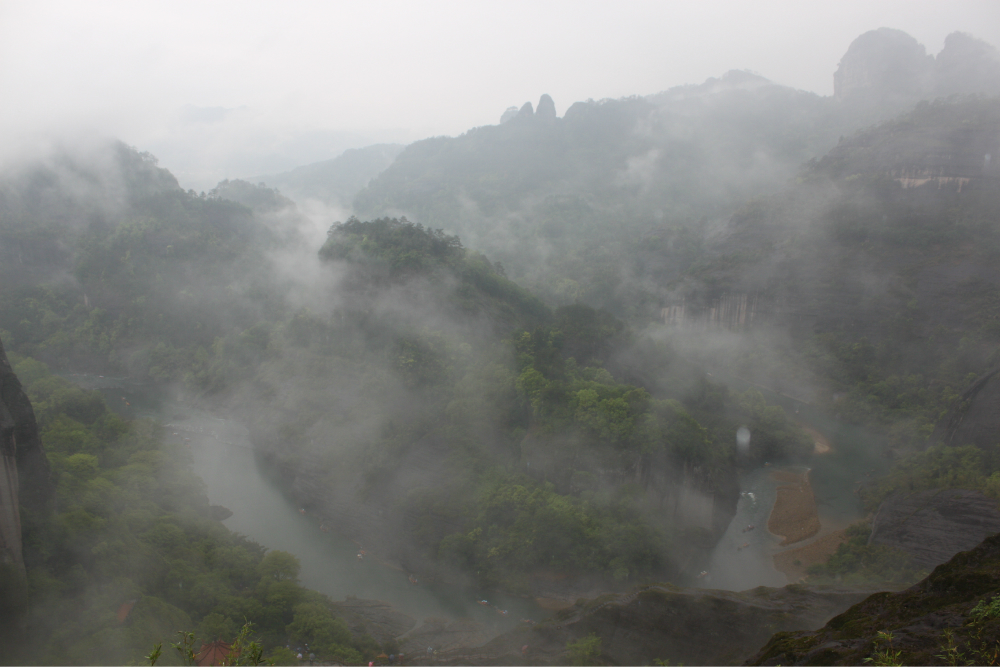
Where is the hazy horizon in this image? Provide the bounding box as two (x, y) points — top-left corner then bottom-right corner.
(3, 0), (999, 189)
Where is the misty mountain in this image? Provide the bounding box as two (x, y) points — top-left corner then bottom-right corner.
(352, 76), (843, 311)
(249, 143), (405, 209)
(834, 28), (1000, 106)
(4, 24), (1000, 667)
(673, 96), (1000, 458)
(0, 140), (809, 620)
(350, 30), (1000, 324)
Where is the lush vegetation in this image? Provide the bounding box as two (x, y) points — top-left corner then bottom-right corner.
(0, 142), (818, 667)
(7, 355), (390, 665)
(8, 95), (998, 662)
(250, 219), (816, 594)
(805, 522), (924, 586)
(861, 445), (1000, 510)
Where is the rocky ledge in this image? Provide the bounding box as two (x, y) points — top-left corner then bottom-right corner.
(746, 532), (1000, 665)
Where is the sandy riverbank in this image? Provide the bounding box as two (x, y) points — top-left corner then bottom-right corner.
(767, 469), (821, 546)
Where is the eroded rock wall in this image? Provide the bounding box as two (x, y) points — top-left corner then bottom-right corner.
(869, 488), (1000, 569)
(0, 338), (50, 516)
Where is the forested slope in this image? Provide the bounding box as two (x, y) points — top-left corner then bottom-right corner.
(0, 141), (813, 638)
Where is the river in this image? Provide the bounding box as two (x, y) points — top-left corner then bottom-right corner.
(70, 374), (544, 634)
(72, 368), (882, 612)
(703, 372), (888, 590)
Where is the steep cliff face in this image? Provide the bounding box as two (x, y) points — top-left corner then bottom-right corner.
(0, 336), (50, 618)
(834, 28), (1000, 104)
(869, 489), (1000, 569)
(834, 28), (932, 102)
(0, 338), (51, 516)
(940, 366), (1000, 450)
(0, 381), (22, 572)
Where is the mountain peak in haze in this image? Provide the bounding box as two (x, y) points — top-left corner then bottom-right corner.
(834, 28), (1000, 103)
(537, 94), (557, 119)
(834, 27), (931, 101)
(935, 31), (1000, 96)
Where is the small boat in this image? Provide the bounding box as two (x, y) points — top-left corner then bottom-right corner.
(477, 599), (489, 606)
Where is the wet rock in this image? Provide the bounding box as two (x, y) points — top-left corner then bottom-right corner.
(0, 337), (52, 515)
(869, 488), (1000, 569)
(0, 335), (52, 619)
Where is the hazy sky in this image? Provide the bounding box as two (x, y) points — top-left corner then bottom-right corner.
(2, 0), (999, 188)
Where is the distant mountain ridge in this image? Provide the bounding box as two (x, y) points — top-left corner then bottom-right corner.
(249, 143), (404, 209)
(345, 28), (1000, 320)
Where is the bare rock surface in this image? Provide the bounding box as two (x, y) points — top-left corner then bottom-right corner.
(869, 488), (1000, 570)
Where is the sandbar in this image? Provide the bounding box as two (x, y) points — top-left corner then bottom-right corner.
(767, 469), (820, 546)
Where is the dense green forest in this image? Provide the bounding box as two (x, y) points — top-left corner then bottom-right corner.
(6, 355), (383, 665)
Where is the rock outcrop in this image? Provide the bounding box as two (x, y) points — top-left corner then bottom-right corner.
(935, 31), (1000, 97)
(869, 488), (1000, 569)
(0, 337), (51, 516)
(940, 366), (1000, 450)
(0, 336), (51, 617)
(428, 583), (872, 665)
(834, 28), (932, 102)
(536, 94), (556, 120)
(746, 533), (1000, 665)
(834, 28), (1000, 104)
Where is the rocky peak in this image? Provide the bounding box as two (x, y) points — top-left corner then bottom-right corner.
(536, 93), (557, 119)
(935, 31), (1000, 96)
(517, 101), (534, 117)
(833, 28), (932, 101)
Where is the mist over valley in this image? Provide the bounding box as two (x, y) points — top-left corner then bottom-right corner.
(4, 8), (1000, 665)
